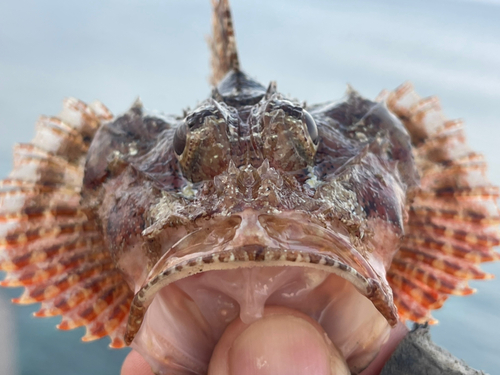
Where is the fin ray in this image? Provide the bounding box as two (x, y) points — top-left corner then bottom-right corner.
(383, 83), (500, 323)
(0, 99), (132, 347)
(209, 0), (240, 85)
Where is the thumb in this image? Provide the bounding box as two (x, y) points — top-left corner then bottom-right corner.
(208, 307), (350, 375)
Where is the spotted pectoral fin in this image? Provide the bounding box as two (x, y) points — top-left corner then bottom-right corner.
(0, 99), (133, 348)
(380, 83), (500, 323)
(209, 0), (240, 86)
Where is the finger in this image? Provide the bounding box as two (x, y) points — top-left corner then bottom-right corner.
(208, 306), (350, 375)
(121, 350), (154, 375)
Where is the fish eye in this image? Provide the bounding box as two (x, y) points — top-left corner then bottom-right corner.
(303, 110), (318, 144)
(173, 122), (187, 155)
(267, 100), (318, 145)
(174, 107), (220, 156)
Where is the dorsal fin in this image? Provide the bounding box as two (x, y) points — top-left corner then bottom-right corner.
(209, 0), (240, 86)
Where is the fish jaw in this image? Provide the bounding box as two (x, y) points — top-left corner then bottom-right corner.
(123, 209), (398, 374)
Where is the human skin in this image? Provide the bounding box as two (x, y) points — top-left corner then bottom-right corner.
(121, 307), (408, 375)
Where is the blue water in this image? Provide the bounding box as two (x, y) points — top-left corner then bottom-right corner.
(0, 0), (499, 374)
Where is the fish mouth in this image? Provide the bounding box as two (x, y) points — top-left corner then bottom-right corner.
(125, 210), (398, 374)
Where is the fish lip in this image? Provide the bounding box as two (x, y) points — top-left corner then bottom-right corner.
(124, 213), (398, 345)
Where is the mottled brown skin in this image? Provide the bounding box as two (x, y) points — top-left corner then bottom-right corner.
(80, 69), (418, 351)
(85, 74), (410, 235)
(84, 71), (416, 217)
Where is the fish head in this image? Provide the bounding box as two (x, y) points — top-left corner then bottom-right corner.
(82, 69), (417, 374)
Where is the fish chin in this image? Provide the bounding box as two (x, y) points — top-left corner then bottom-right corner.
(126, 211), (397, 374)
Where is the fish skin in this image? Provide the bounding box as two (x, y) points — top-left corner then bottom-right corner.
(0, 0), (496, 375)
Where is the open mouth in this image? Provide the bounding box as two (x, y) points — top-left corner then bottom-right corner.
(124, 210), (398, 374)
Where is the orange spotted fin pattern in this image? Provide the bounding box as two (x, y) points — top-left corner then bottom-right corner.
(0, 99), (133, 349)
(380, 83), (500, 324)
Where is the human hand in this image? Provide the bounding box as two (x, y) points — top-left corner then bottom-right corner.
(121, 307), (407, 375)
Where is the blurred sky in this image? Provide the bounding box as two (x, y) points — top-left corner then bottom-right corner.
(0, 0), (499, 374)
